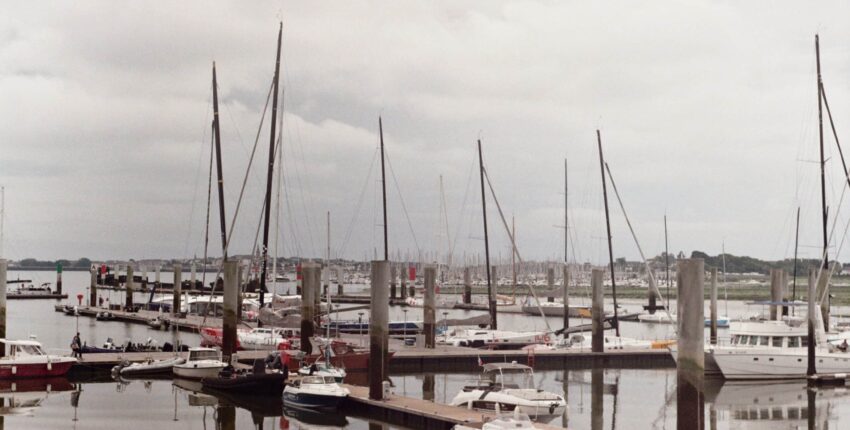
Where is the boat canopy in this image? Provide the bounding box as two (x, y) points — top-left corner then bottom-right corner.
(0, 339), (42, 346)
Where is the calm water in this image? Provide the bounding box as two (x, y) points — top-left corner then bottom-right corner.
(6, 269), (850, 428)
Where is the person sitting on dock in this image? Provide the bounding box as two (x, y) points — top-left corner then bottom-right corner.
(71, 333), (82, 359)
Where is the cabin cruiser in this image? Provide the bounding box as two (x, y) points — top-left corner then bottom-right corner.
(450, 362), (566, 418)
(283, 375), (350, 410)
(239, 327), (300, 350)
(114, 356), (186, 378)
(173, 348), (227, 379)
(0, 339), (77, 379)
(558, 333), (675, 351)
(439, 328), (551, 349)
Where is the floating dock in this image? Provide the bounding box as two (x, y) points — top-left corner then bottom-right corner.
(8, 293), (68, 300)
(341, 384), (565, 430)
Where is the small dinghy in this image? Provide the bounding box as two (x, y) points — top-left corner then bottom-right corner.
(112, 356), (186, 378)
(283, 375), (349, 410)
(201, 360), (286, 396)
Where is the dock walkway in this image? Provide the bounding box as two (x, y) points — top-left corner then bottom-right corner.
(341, 384), (564, 430)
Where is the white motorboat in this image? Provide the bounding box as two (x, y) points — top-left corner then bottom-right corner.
(172, 348), (227, 379)
(450, 362), (566, 419)
(454, 410), (541, 429)
(297, 361), (346, 383)
(0, 339), (77, 378)
(283, 375), (350, 410)
(115, 356), (186, 377)
(559, 333), (675, 351)
(439, 329), (552, 349)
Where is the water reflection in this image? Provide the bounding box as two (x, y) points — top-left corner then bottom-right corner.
(0, 377), (75, 417)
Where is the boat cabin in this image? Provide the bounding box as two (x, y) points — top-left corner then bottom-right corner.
(0, 339), (47, 359)
(729, 334), (809, 348)
(187, 348), (222, 362)
(292, 375), (336, 387)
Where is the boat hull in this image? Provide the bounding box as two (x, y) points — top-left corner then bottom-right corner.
(0, 360), (75, 379)
(202, 373), (286, 396)
(283, 390), (345, 410)
(712, 347), (850, 380)
(173, 364), (226, 380)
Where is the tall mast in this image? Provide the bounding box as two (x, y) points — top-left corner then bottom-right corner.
(379, 117), (388, 261)
(511, 215), (517, 299)
(817, 35), (828, 271)
(258, 23), (283, 309)
(564, 158), (568, 265)
(792, 207), (800, 314)
(212, 62), (228, 262)
(478, 139), (496, 329)
(597, 130), (620, 336)
(664, 214), (670, 309)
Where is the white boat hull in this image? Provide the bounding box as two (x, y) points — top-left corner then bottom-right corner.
(712, 347), (850, 380)
(173, 363), (226, 379)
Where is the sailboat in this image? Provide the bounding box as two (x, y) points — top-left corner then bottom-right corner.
(709, 35), (850, 380)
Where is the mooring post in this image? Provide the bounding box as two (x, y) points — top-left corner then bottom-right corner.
(710, 267), (718, 345)
(808, 267), (817, 377)
(676, 258), (705, 430)
(563, 266), (570, 330)
(591, 367), (603, 430)
(56, 262), (63, 295)
(463, 267), (472, 304)
(172, 264), (182, 317)
(648, 270), (658, 314)
(489, 265), (497, 329)
(125, 265), (134, 310)
(547, 267), (555, 303)
(400, 265), (408, 301)
(422, 373), (435, 402)
(591, 268), (604, 353)
(301, 263), (319, 355)
(424, 265), (436, 348)
(221, 260), (238, 364)
(369, 260), (389, 400)
(190, 261), (197, 291)
(0, 259), (6, 358)
(155, 265), (161, 291)
(769, 269), (782, 320)
(89, 267), (97, 307)
(390, 264), (398, 301)
(819, 268), (830, 331)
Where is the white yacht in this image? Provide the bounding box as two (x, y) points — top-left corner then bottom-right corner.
(297, 361), (346, 383)
(239, 327), (300, 350)
(450, 362), (566, 419)
(172, 348), (227, 379)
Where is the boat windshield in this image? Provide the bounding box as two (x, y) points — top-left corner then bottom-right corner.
(190, 350), (220, 361)
(13, 344), (45, 356)
(302, 376), (332, 384)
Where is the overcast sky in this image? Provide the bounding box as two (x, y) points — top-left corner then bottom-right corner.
(4, 1), (850, 265)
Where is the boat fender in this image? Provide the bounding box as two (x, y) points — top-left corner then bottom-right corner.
(47, 361), (52, 371)
(549, 403), (557, 414)
(11, 366), (16, 375)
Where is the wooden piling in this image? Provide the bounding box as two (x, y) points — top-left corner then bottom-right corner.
(172, 264), (182, 316)
(546, 267), (555, 303)
(424, 265), (436, 348)
(676, 258), (705, 430)
(56, 262), (63, 295)
(710, 267), (718, 345)
(819, 268), (830, 331)
(400, 266), (408, 301)
(463, 267), (471, 304)
(648, 270), (658, 314)
(677, 258), (704, 373)
(770, 269), (783, 320)
(125, 265), (134, 310)
(89, 268), (97, 307)
(221, 260), (238, 364)
(0, 259), (6, 358)
(563, 266), (570, 330)
(301, 263), (319, 355)
(591, 268), (604, 353)
(390, 264), (398, 300)
(591, 367), (603, 430)
(369, 260), (389, 400)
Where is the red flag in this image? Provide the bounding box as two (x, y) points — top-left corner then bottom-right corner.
(296, 264), (302, 280)
(409, 266), (416, 281)
(100, 264), (107, 275)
